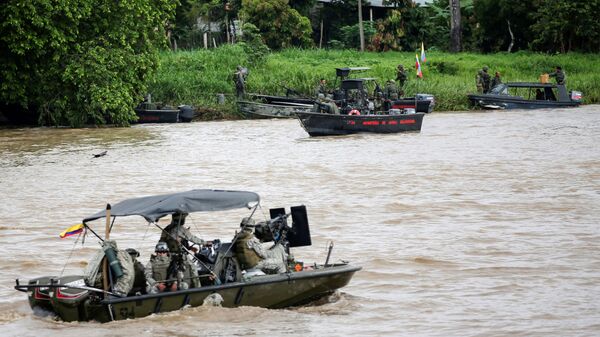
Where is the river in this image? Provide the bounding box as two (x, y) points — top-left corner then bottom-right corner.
(1, 106), (599, 336)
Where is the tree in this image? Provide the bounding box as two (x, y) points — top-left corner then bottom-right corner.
(449, 0), (462, 52)
(240, 0), (312, 49)
(531, 0), (600, 53)
(0, 0), (177, 126)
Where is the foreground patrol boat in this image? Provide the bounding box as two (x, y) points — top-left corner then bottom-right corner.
(15, 189), (361, 322)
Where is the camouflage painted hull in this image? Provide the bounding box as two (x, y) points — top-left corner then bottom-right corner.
(238, 100), (314, 119)
(20, 264), (360, 322)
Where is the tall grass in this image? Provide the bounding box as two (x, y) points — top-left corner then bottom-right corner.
(148, 47), (600, 116)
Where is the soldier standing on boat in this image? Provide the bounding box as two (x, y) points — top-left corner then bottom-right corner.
(549, 66), (566, 85)
(395, 64), (408, 96)
(160, 213), (210, 288)
(233, 65), (246, 99)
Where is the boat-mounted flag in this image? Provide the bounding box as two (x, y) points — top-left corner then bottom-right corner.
(59, 223), (84, 238)
(415, 54), (423, 78)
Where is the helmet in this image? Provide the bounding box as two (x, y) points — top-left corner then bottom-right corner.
(172, 212), (187, 223)
(155, 241), (169, 253)
(398, 64), (404, 69)
(125, 248), (139, 257)
(483, 66), (489, 72)
(240, 217), (255, 228)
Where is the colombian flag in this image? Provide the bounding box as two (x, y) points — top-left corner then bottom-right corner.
(60, 224), (84, 238)
(420, 42), (427, 64)
(415, 54), (423, 78)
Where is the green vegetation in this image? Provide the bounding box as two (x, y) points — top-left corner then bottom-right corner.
(148, 47), (600, 115)
(0, 0), (176, 126)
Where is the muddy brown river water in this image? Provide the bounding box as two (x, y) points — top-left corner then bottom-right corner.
(0, 106), (599, 336)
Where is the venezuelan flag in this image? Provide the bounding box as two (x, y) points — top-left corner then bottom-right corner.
(59, 223), (84, 238)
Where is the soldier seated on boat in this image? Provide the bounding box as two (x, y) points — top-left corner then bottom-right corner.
(234, 217), (288, 275)
(126, 248), (147, 295)
(145, 242), (184, 293)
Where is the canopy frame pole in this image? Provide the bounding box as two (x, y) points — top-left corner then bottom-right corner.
(102, 204), (111, 298)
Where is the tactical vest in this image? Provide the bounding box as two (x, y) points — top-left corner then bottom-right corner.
(234, 231), (261, 270)
(150, 255), (171, 282)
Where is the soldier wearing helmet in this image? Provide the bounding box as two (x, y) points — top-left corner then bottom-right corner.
(234, 217), (288, 274)
(145, 242), (179, 293)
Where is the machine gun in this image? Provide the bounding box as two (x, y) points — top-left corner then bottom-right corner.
(254, 213), (292, 244)
(255, 206), (312, 248)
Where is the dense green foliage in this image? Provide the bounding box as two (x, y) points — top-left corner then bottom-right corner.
(147, 47), (600, 115)
(240, 0), (313, 49)
(0, 0), (177, 126)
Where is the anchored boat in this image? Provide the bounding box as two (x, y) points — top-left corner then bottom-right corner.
(15, 189), (360, 322)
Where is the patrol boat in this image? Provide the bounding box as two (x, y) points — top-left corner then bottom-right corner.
(467, 82), (583, 109)
(15, 189), (360, 322)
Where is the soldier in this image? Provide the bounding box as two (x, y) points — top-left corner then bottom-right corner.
(481, 66), (492, 93)
(145, 242), (179, 293)
(160, 212), (208, 288)
(549, 66), (566, 85)
(233, 65), (246, 99)
(476, 70), (484, 93)
(324, 96), (340, 115)
(314, 78), (327, 97)
(384, 80), (399, 100)
(234, 217), (288, 274)
(395, 64), (408, 96)
(126, 248), (147, 295)
(491, 71), (502, 89)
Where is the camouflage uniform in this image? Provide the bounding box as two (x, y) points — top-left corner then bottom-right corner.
(395, 65), (407, 96)
(549, 67), (566, 85)
(233, 66), (246, 99)
(234, 219), (288, 274)
(476, 70), (484, 93)
(481, 67), (491, 93)
(160, 214), (204, 288)
(384, 80), (399, 100)
(145, 253), (177, 294)
(314, 79), (327, 97)
(126, 248), (147, 295)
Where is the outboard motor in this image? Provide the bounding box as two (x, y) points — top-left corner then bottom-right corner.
(570, 91), (583, 103)
(178, 105), (195, 122)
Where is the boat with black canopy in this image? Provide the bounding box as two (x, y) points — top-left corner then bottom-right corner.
(15, 189), (360, 322)
(468, 82), (583, 109)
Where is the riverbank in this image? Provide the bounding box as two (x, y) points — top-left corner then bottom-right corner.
(148, 45), (600, 117)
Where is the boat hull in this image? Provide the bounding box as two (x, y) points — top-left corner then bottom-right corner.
(238, 101), (314, 119)
(468, 94), (580, 109)
(22, 264), (360, 322)
(134, 105), (194, 123)
(296, 111), (424, 137)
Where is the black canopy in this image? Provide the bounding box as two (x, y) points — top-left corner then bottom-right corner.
(83, 189), (260, 224)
